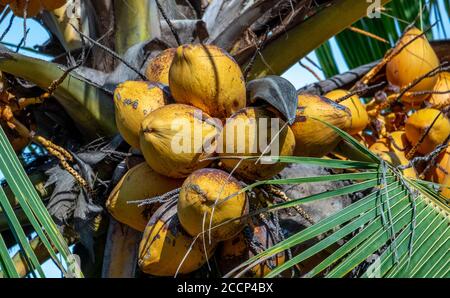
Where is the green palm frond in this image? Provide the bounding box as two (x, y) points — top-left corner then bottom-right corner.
(314, 41), (339, 79)
(0, 126), (82, 278)
(226, 122), (449, 278)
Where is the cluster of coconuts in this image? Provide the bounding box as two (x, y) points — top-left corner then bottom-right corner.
(108, 44), (304, 277)
(381, 28), (450, 197)
(107, 42), (363, 276)
(333, 27), (450, 198)
(0, 0), (66, 17)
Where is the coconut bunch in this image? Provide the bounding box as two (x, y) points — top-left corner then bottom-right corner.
(0, 0), (66, 17)
(107, 42), (360, 277)
(327, 27), (450, 200)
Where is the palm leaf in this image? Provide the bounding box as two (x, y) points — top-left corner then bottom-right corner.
(315, 41), (339, 79)
(0, 126), (82, 278)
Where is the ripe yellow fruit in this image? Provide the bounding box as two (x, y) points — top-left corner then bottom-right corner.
(177, 168), (248, 242)
(169, 44), (246, 119)
(405, 108), (450, 155)
(139, 202), (215, 276)
(41, 0), (66, 11)
(218, 107), (296, 180)
(369, 131), (417, 178)
(429, 72), (450, 108)
(425, 146), (450, 200)
(386, 28), (440, 105)
(145, 48), (176, 84)
(9, 0), (41, 16)
(106, 163), (183, 232)
(4, 0), (66, 17)
(291, 94), (351, 157)
(114, 81), (170, 149)
(218, 220), (285, 277)
(325, 89), (369, 135)
(140, 104), (222, 178)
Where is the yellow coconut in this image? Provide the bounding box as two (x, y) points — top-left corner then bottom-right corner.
(386, 28), (440, 105)
(3, 0), (66, 16)
(140, 104), (222, 178)
(145, 48), (176, 85)
(177, 168), (248, 242)
(325, 89), (369, 135)
(114, 81), (171, 149)
(106, 163), (183, 232)
(369, 131), (417, 178)
(218, 107), (296, 180)
(41, 0), (66, 10)
(429, 72), (450, 108)
(139, 202), (215, 276)
(8, 0), (41, 17)
(169, 44), (246, 119)
(405, 108), (450, 155)
(291, 94), (352, 157)
(218, 220), (285, 277)
(425, 146), (450, 200)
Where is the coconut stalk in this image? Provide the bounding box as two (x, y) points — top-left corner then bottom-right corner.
(114, 0), (160, 56)
(247, 0), (393, 79)
(101, 218), (141, 278)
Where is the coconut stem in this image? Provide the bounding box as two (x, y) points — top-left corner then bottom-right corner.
(418, 136), (450, 179)
(398, 134), (450, 179)
(335, 81), (386, 103)
(348, 26), (389, 44)
(406, 110), (444, 160)
(127, 188), (181, 207)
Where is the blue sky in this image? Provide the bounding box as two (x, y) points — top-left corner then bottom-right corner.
(1, 0), (449, 278)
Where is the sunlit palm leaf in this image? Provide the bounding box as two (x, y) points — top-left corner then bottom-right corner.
(315, 41), (339, 78)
